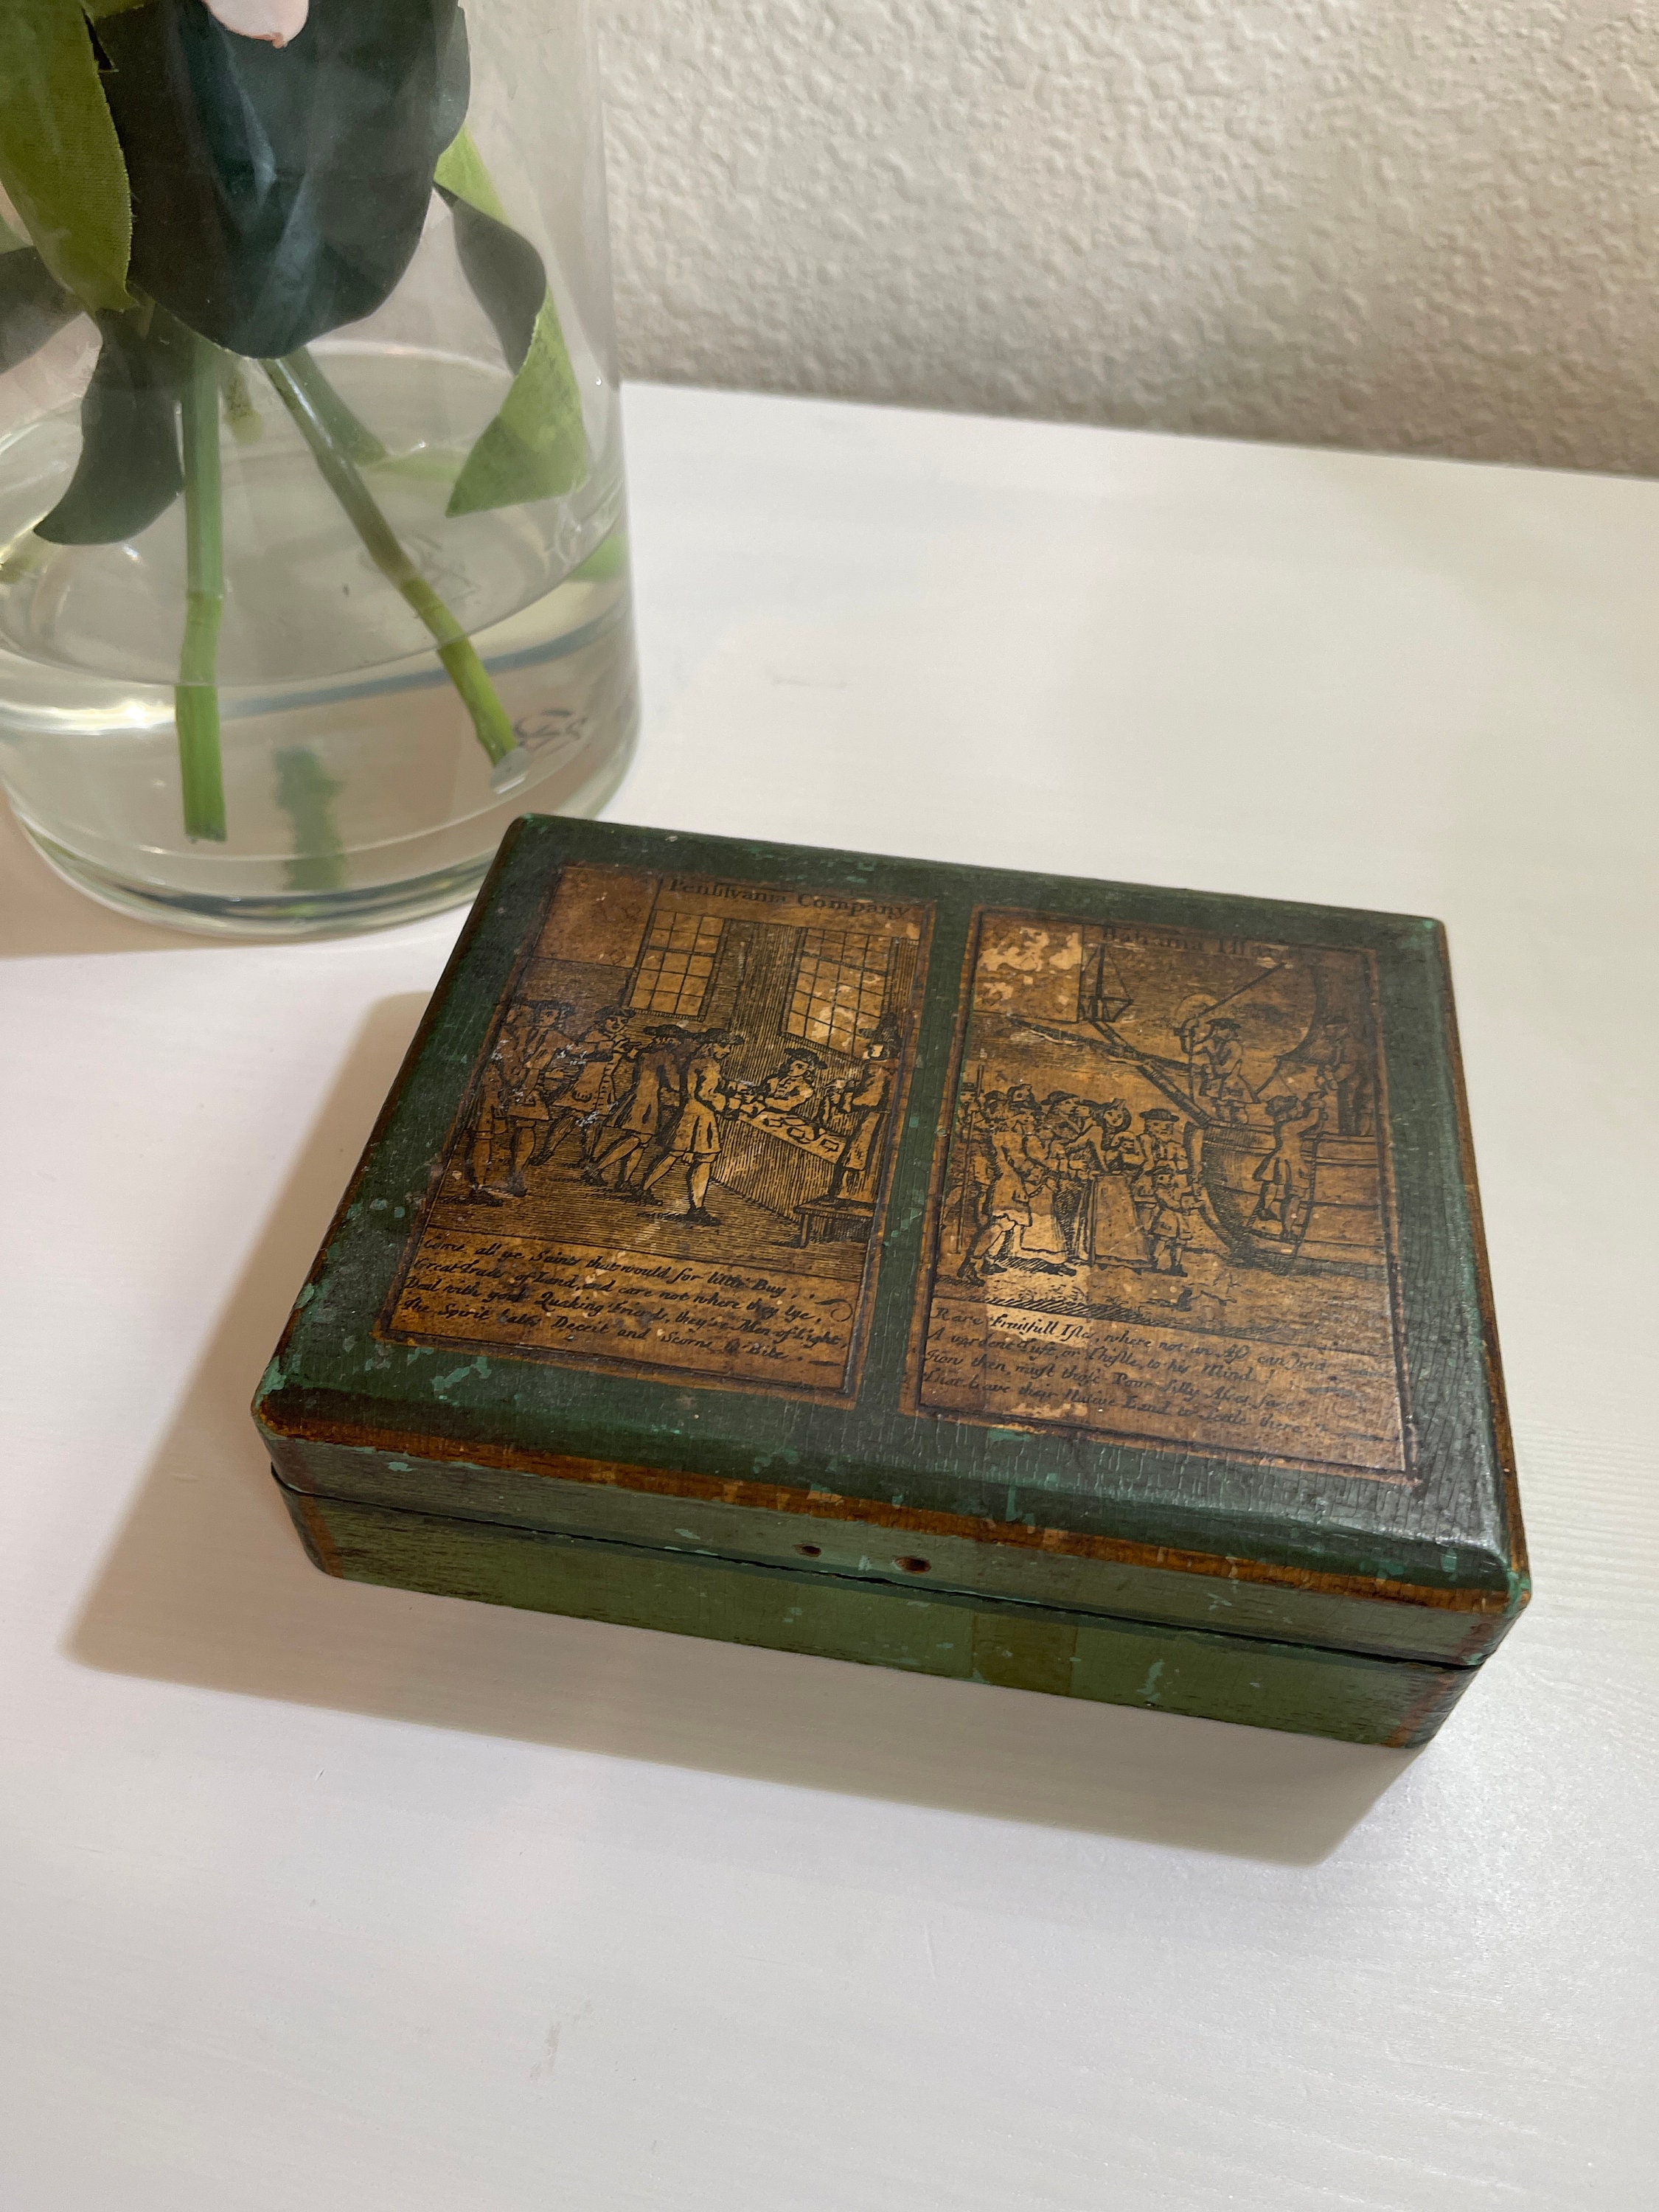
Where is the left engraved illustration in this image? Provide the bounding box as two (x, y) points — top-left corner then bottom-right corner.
(384, 864), (932, 1398)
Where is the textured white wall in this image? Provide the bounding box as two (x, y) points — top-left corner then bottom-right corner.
(597, 0), (1659, 473)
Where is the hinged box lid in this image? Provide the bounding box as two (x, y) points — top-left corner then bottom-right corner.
(255, 817), (1527, 1672)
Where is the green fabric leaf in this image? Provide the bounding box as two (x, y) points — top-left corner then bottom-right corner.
(434, 126), (506, 224)
(437, 131), (588, 518)
(0, 246), (82, 373)
(445, 296), (588, 516)
(0, 0), (133, 313)
(437, 189), (543, 372)
(34, 308), (185, 543)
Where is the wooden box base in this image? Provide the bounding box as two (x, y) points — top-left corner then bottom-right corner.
(276, 1472), (1478, 1747)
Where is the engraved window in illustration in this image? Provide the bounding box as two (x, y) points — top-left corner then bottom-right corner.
(628, 912), (725, 1015)
(787, 931), (891, 1053)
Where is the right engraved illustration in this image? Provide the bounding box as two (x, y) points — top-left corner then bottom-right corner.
(910, 912), (1411, 1478)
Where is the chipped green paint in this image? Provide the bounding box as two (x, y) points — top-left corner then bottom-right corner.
(751, 1448), (801, 1477)
(431, 1357), (490, 1394)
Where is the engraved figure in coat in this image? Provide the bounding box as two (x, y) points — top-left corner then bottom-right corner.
(1043, 1093), (1100, 1265)
(1192, 1018), (1251, 1124)
(825, 1018), (900, 1205)
(745, 1048), (827, 1120)
(962, 1088), (1001, 1229)
(1304, 1015), (1371, 1135)
(959, 1099), (1044, 1281)
(588, 1025), (684, 1191)
(467, 1006), (566, 1200)
(543, 1008), (632, 1164)
(945, 1085), (1001, 1245)
(1001, 1085), (1069, 1268)
(640, 1032), (744, 1222)
(1147, 1165), (1203, 1276)
(521, 1001), (579, 1164)
(1131, 1107), (1191, 1228)
(1085, 1098), (1150, 1267)
(1250, 1091), (1324, 1241)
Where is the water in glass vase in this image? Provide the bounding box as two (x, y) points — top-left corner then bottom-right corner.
(0, 347), (638, 935)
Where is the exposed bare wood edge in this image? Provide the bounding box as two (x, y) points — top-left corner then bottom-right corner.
(258, 1402), (1512, 1616)
(1435, 923), (1531, 1601)
(1387, 1654), (1470, 1747)
(294, 1492), (344, 1578)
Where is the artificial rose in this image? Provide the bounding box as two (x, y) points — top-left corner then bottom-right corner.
(204, 0), (310, 46)
(97, 0), (467, 358)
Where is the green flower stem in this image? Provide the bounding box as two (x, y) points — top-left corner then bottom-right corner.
(274, 745), (347, 894)
(279, 347), (388, 465)
(262, 354), (517, 768)
(218, 355), (264, 445)
(177, 331), (227, 843)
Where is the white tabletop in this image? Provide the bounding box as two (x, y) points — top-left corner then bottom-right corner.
(4, 383), (1655, 2211)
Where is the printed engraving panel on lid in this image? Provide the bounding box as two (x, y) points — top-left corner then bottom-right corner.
(384, 863), (932, 1403)
(909, 911), (1411, 1480)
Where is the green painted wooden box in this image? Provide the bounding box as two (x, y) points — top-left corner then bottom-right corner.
(254, 816), (1528, 1743)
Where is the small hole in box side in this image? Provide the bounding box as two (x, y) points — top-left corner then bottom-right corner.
(895, 1556), (931, 1574)
(795, 1543), (822, 1557)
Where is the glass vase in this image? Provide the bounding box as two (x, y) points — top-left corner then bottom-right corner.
(0, 0), (636, 936)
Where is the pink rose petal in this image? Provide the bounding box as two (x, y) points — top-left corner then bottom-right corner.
(204, 0), (310, 46)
